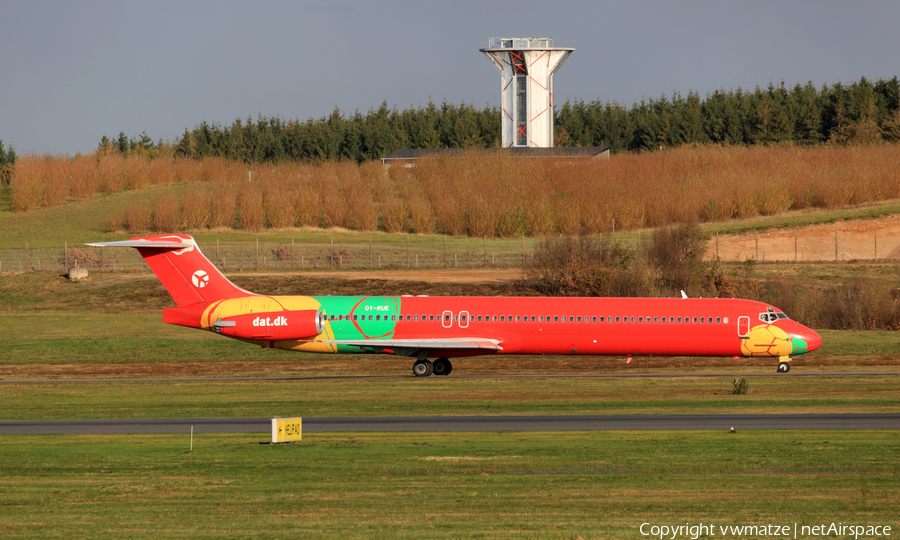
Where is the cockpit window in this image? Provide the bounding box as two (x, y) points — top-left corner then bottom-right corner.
(759, 311), (789, 323)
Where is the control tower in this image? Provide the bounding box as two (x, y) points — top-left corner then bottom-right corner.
(481, 37), (574, 148)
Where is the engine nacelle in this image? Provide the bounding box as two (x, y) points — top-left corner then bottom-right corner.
(213, 309), (325, 340)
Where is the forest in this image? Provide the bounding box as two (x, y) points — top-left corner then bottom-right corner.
(95, 76), (900, 162)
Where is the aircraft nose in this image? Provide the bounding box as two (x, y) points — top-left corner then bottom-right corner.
(805, 329), (822, 352)
(791, 326), (822, 355)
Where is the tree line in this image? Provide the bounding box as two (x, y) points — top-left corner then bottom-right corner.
(95, 76), (900, 162)
(0, 139), (17, 186)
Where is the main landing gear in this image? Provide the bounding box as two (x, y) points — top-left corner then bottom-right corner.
(412, 357), (452, 377)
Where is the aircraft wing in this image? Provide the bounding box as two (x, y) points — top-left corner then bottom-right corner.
(315, 337), (502, 353)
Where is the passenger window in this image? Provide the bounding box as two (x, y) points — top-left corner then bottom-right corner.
(569, 316), (574, 322)
(531, 316), (536, 322)
(554, 316), (559, 322)
(500, 316), (505, 322)
(413, 315), (418, 321)
(577, 316), (582, 322)
(538, 316), (543, 322)
(700, 317), (705, 323)
(654, 317), (659, 323)
(630, 317), (635, 323)
(429, 315), (434, 321)
(692, 317), (697, 323)
(615, 316), (620, 323)
(592, 316), (597, 323)
(716, 317), (721, 323)
(724, 317), (729, 323)
(516, 316), (520, 322)
(638, 316), (643, 323)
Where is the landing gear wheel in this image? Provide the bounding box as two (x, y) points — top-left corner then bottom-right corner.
(777, 362), (791, 373)
(412, 359), (434, 377)
(433, 358), (452, 376)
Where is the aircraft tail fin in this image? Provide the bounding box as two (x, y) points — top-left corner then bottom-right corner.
(86, 234), (253, 306)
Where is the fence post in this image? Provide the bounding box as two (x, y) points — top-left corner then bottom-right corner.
(835, 231), (838, 262)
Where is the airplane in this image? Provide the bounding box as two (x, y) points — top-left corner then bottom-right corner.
(87, 234), (821, 376)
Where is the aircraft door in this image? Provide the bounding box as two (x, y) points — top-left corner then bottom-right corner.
(738, 316), (750, 339)
(459, 310), (470, 329)
(441, 310), (453, 329)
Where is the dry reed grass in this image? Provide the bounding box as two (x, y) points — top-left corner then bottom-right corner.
(125, 202), (152, 232)
(152, 194), (182, 232)
(238, 183), (265, 232)
(209, 183), (237, 229)
(70, 155), (97, 199)
(9, 157), (44, 211)
(181, 185), (210, 230)
(12, 144), (900, 236)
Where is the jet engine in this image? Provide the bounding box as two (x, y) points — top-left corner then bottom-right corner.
(212, 309), (325, 340)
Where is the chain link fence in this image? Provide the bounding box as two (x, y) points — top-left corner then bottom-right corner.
(0, 237), (544, 274)
(2, 231), (897, 274)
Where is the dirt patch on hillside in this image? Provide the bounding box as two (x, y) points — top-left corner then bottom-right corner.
(713, 215), (900, 261)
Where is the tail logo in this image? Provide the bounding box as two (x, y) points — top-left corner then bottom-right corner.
(192, 270), (209, 288)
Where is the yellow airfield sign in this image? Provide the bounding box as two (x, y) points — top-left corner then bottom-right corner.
(272, 418), (302, 443)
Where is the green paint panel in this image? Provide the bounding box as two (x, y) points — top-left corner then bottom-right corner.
(314, 296), (401, 352)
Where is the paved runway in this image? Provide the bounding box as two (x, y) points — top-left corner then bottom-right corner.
(2, 414), (897, 435)
(2, 371), (898, 384)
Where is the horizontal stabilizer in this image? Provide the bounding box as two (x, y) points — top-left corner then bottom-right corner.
(86, 239), (193, 249)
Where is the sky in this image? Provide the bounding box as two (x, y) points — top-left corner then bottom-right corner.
(2, 0), (898, 155)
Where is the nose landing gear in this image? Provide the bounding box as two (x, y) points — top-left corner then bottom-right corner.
(777, 357), (792, 373)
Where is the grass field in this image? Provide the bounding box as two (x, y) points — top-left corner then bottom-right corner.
(1, 264), (897, 537)
(0, 431), (896, 539)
